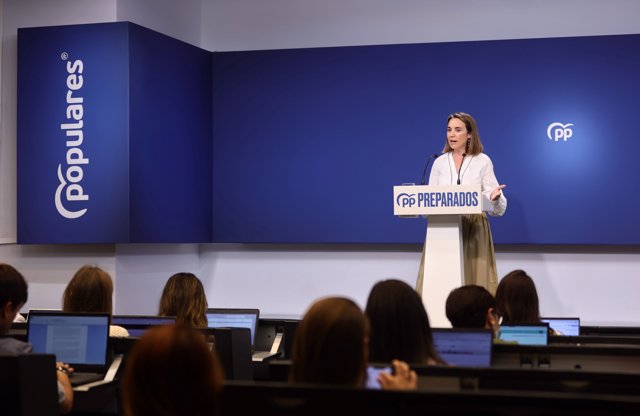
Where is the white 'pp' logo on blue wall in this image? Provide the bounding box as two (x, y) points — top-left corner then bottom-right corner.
(547, 122), (574, 142)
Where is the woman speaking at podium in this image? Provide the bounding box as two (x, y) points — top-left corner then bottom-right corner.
(416, 112), (507, 295)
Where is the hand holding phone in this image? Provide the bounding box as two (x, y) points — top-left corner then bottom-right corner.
(377, 359), (417, 391)
(365, 365), (392, 389)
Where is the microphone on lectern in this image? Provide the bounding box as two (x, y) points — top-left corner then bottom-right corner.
(420, 153), (440, 185)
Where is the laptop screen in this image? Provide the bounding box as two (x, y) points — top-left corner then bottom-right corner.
(541, 317), (580, 336)
(498, 324), (549, 345)
(111, 316), (176, 337)
(206, 309), (259, 346)
(432, 328), (493, 367)
(27, 312), (109, 366)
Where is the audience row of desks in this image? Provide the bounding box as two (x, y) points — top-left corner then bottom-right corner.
(5, 320), (640, 415)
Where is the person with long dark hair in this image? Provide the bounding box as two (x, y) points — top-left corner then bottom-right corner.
(290, 296), (417, 390)
(495, 269), (542, 324)
(366, 279), (443, 365)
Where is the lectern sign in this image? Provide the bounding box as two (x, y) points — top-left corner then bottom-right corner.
(393, 183), (486, 328)
(393, 185), (482, 216)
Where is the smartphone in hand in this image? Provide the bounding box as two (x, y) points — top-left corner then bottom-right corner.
(365, 364), (392, 389)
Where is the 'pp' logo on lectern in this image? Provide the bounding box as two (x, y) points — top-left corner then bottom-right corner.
(396, 193), (416, 207)
(547, 122), (574, 142)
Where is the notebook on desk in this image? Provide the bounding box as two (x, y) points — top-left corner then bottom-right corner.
(27, 311), (111, 386)
(432, 328), (493, 367)
(205, 308), (281, 362)
(498, 323), (550, 345)
(541, 317), (580, 336)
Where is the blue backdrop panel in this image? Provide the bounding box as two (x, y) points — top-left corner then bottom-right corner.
(18, 23), (130, 243)
(18, 22), (212, 243)
(128, 24), (212, 242)
(212, 35), (640, 244)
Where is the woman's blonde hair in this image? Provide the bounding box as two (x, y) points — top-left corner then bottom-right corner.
(159, 273), (208, 327)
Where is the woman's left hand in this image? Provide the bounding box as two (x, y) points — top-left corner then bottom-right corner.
(490, 184), (506, 201)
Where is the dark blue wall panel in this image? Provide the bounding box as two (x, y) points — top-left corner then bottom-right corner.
(129, 24), (212, 242)
(18, 23), (131, 243)
(212, 35), (640, 244)
(18, 22), (212, 243)
(19, 26), (640, 245)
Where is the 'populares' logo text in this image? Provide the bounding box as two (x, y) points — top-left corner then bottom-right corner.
(547, 122), (573, 142)
(55, 53), (89, 219)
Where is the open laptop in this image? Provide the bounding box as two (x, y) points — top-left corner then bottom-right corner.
(432, 328), (493, 367)
(498, 323), (550, 345)
(27, 311), (110, 386)
(541, 317), (580, 336)
(111, 315), (176, 337)
(206, 308), (281, 362)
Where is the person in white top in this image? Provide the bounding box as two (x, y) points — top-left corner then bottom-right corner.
(416, 112), (507, 295)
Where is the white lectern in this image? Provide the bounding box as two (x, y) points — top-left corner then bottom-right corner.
(393, 184), (491, 328)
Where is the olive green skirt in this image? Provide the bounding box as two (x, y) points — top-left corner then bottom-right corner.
(415, 213), (498, 296)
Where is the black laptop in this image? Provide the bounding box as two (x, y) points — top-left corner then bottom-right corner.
(27, 311), (111, 386)
(206, 308), (280, 361)
(111, 315), (176, 337)
(432, 328), (493, 367)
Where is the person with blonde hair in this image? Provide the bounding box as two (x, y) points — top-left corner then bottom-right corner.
(63, 265), (129, 337)
(159, 273), (208, 327)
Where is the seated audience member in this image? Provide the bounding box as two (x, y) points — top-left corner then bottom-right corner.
(158, 272), (208, 327)
(123, 325), (223, 416)
(365, 279), (443, 365)
(290, 296), (417, 390)
(0, 263), (73, 413)
(495, 269), (543, 324)
(495, 269), (557, 336)
(63, 265), (129, 337)
(445, 285), (500, 336)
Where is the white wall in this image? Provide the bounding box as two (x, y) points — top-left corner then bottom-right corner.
(202, 0), (640, 51)
(116, 0), (203, 47)
(2, 0), (640, 326)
